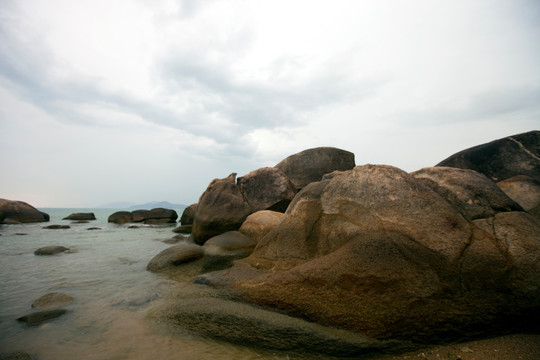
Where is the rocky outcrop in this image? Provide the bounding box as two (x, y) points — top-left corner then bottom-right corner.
(196, 164), (540, 343)
(63, 212), (96, 221)
(108, 208), (178, 224)
(34, 246), (70, 255)
(238, 210), (284, 243)
(437, 130), (540, 182)
(32, 292), (74, 309)
(192, 173), (252, 245)
(237, 167), (297, 212)
(0, 199), (49, 224)
(274, 147), (356, 190)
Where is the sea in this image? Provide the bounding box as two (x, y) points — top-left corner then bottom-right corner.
(0, 208), (317, 360)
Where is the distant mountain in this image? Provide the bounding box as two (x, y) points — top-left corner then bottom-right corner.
(128, 201), (187, 210)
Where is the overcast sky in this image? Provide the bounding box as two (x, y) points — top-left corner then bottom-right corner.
(1, 0), (539, 208)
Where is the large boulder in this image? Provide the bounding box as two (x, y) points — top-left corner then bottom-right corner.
(108, 211), (132, 224)
(0, 199), (49, 224)
(63, 212), (96, 221)
(274, 147), (355, 190)
(203, 231), (256, 257)
(237, 167), (297, 212)
(131, 209), (150, 222)
(192, 173), (252, 245)
(437, 130), (540, 182)
(179, 203), (198, 225)
(238, 210), (284, 243)
(198, 165), (540, 343)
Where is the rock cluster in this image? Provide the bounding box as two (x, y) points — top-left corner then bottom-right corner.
(0, 199), (49, 224)
(108, 208), (178, 224)
(154, 131), (540, 350)
(191, 147), (356, 244)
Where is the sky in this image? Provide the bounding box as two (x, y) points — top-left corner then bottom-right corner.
(1, 0), (539, 208)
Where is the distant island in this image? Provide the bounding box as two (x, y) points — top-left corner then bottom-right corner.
(97, 201), (187, 209)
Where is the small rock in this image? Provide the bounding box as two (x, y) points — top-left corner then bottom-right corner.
(31, 292), (74, 309)
(42, 225), (70, 230)
(86, 227), (101, 230)
(17, 309), (68, 326)
(460, 346), (473, 353)
(34, 246), (70, 255)
(63, 212), (96, 221)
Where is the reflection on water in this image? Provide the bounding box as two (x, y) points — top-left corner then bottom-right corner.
(0, 209), (317, 360)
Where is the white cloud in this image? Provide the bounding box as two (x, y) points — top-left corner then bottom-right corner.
(0, 0), (539, 206)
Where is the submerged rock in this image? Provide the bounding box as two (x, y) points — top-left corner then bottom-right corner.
(32, 292), (74, 309)
(34, 246), (70, 255)
(17, 309), (68, 326)
(42, 225), (70, 230)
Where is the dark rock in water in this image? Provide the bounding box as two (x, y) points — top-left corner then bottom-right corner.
(179, 203), (197, 225)
(71, 220), (89, 224)
(237, 167), (297, 213)
(437, 130), (540, 182)
(42, 225), (70, 229)
(144, 208), (178, 224)
(146, 242), (204, 272)
(128, 225), (140, 229)
(274, 147), (356, 190)
(0, 351), (33, 360)
(172, 224), (192, 233)
(17, 309), (68, 326)
(34, 246), (70, 255)
(108, 211), (132, 224)
(32, 292), (74, 309)
(239, 210), (284, 244)
(62, 212), (96, 221)
(192, 173), (252, 245)
(197, 164), (540, 343)
(163, 234), (190, 244)
(162, 297), (402, 356)
(86, 227), (101, 230)
(131, 209), (150, 222)
(0, 198), (49, 224)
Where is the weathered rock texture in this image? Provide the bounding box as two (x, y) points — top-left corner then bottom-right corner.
(497, 175), (540, 220)
(0, 199), (49, 224)
(274, 147), (356, 190)
(237, 167), (297, 212)
(437, 130), (540, 182)
(198, 165), (540, 343)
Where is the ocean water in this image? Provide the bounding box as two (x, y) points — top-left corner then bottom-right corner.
(0, 208), (304, 360)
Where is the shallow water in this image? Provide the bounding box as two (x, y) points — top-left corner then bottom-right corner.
(0, 208), (317, 360)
